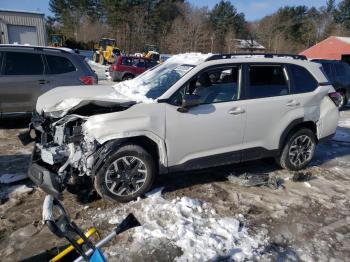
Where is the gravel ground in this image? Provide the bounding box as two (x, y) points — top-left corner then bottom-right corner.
(0, 64), (349, 261)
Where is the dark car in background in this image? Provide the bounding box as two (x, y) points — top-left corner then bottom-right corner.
(108, 55), (158, 82)
(312, 59), (350, 108)
(0, 45), (98, 117)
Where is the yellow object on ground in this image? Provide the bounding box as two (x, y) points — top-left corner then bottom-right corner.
(50, 227), (99, 262)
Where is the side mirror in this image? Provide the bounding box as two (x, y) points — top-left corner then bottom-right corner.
(177, 94), (201, 113)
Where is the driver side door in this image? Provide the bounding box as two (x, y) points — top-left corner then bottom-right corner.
(164, 65), (246, 170)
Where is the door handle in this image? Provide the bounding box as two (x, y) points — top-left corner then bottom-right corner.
(286, 100), (300, 107)
(228, 107), (245, 115)
(38, 79), (50, 84)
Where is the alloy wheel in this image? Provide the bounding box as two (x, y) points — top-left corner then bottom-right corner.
(288, 135), (314, 167)
(105, 156), (148, 196)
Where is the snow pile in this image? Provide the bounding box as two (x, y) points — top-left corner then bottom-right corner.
(87, 60), (109, 69)
(103, 188), (266, 261)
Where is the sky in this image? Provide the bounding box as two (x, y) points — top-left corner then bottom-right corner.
(0, 0), (341, 21)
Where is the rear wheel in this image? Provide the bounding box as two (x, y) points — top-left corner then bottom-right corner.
(276, 128), (316, 171)
(122, 74), (134, 81)
(338, 90), (348, 109)
(94, 144), (156, 203)
(92, 52), (99, 63)
(99, 54), (106, 65)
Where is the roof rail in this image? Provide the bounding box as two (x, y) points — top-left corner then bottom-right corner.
(205, 53), (307, 61)
(0, 44), (72, 54)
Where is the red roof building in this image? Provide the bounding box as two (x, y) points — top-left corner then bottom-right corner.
(300, 36), (350, 63)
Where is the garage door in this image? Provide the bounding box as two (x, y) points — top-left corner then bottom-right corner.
(7, 25), (38, 45)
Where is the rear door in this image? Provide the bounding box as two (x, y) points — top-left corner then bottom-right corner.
(0, 51), (45, 113)
(241, 64), (302, 157)
(44, 54), (79, 89)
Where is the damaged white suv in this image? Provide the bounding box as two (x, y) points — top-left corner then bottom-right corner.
(23, 53), (340, 202)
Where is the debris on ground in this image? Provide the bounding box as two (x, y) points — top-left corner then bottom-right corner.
(228, 173), (284, 190)
(292, 171), (313, 182)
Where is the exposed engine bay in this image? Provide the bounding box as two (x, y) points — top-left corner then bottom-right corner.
(24, 100), (134, 198)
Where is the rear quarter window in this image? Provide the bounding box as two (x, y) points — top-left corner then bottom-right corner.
(289, 65), (318, 94)
(46, 55), (76, 74)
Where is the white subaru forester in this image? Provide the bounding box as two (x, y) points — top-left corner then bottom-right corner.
(24, 53), (340, 202)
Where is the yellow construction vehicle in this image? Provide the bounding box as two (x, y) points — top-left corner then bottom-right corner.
(143, 44), (160, 62)
(50, 34), (64, 47)
(92, 38), (121, 65)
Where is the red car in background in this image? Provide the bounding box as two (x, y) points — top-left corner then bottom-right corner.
(108, 56), (158, 81)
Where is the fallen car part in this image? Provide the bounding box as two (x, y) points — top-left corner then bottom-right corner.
(239, 173), (284, 190)
(40, 195), (140, 262)
(292, 172), (313, 182)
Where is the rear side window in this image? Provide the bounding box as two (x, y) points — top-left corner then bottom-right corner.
(146, 60), (157, 69)
(4, 52), (44, 75)
(334, 63), (350, 77)
(321, 63), (334, 81)
(133, 58), (145, 68)
(46, 55), (76, 74)
(121, 57), (132, 66)
(247, 65), (288, 99)
(289, 65), (318, 93)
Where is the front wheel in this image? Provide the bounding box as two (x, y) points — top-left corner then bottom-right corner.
(94, 144), (156, 203)
(276, 128), (316, 171)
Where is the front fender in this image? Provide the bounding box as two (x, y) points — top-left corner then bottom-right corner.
(83, 103), (166, 165)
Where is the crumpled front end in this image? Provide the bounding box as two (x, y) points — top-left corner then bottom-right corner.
(26, 113), (98, 198)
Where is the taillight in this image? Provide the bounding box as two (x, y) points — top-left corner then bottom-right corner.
(328, 92), (342, 107)
(79, 76), (96, 85)
(112, 64), (118, 71)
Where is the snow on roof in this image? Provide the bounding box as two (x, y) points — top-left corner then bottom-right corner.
(234, 39), (265, 50)
(336, 36), (350, 45)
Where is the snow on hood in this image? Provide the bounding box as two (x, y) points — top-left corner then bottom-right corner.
(92, 188), (267, 261)
(36, 85), (134, 117)
(112, 53), (212, 103)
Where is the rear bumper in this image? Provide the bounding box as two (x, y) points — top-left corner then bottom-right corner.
(28, 149), (63, 199)
(109, 71), (123, 81)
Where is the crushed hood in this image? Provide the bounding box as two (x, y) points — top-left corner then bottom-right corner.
(36, 85), (136, 118)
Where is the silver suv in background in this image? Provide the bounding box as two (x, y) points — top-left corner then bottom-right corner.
(24, 53), (340, 203)
(0, 45), (97, 117)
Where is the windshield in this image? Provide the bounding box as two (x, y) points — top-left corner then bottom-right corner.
(143, 64), (194, 99)
(112, 63), (194, 102)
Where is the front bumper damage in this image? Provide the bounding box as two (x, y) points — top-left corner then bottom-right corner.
(28, 159), (63, 199)
(23, 113), (98, 198)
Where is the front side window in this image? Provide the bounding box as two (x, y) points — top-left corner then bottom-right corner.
(171, 66), (240, 105)
(247, 65), (288, 99)
(289, 65), (318, 93)
(46, 55), (76, 74)
(4, 52), (44, 75)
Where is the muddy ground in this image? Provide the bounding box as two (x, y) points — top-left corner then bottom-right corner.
(0, 108), (349, 262)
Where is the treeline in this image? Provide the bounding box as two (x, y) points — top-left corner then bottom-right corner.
(48, 0), (350, 54)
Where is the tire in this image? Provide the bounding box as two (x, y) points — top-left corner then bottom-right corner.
(338, 90), (348, 109)
(276, 128), (316, 171)
(94, 144), (156, 203)
(92, 52), (99, 63)
(99, 54), (106, 65)
(122, 74), (134, 81)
